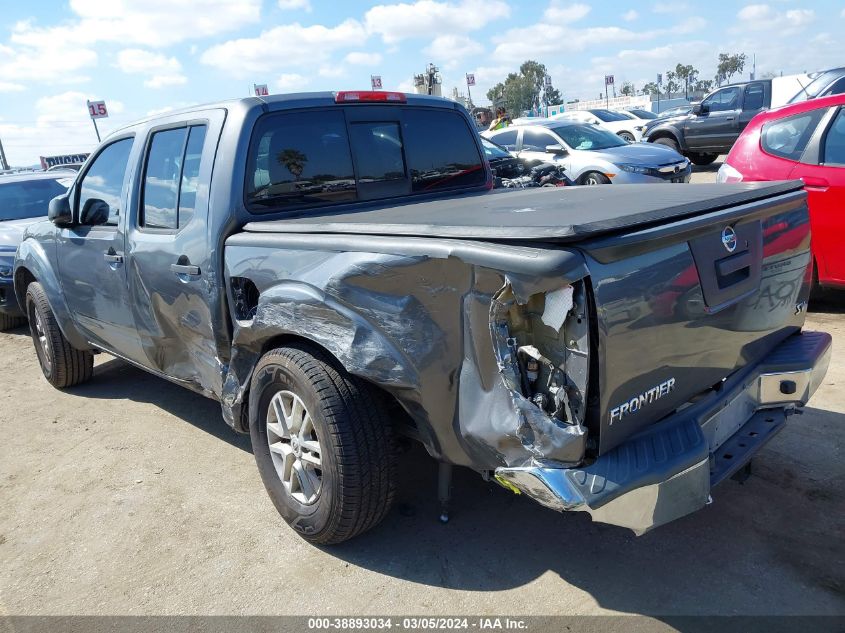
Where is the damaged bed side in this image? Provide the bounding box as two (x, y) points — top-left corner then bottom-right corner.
(220, 231), (594, 476)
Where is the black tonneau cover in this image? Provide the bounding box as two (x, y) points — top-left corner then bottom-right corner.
(243, 182), (804, 242)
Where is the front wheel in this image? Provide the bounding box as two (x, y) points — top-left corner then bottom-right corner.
(25, 282), (94, 388)
(581, 171), (611, 185)
(652, 137), (679, 152)
(617, 131), (636, 143)
(249, 344), (396, 544)
(689, 152), (719, 166)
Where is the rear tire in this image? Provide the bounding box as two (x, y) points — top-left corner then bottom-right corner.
(0, 313), (25, 332)
(249, 344), (396, 544)
(652, 136), (679, 152)
(689, 152), (719, 166)
(581, 171), (611, 186)
(25, 282), (94, 388)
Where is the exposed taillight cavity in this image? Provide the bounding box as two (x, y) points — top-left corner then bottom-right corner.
(334, 91), (407, 104)
(717, 162), (744, 183)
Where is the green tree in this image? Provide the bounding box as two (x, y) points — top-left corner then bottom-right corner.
(641, 81), (659, 95)
(694, 78), (714, 93)
(664, 71), (680, 98)
(716, 53), (747, 85)
(277, 148), (307, 181)
(620, 81), (635, 96)
(544, 85), (562, 106)
(485, 60), (555, 115)
(674, 63), (699, 99)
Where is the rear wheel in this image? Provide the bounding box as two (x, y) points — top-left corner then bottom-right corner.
(617, 131), (636, 143)
(0, 313), (25, 332)
(689, 152), (719, 166)
(249, 344), (396, 544)
(652, 136), (679, 152)
(25, 282), (94, 388)
(581, 171), (611, 186)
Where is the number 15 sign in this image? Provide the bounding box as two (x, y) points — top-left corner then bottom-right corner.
(87, 100), (109, 119)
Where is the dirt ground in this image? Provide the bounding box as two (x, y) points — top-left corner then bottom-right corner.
(1, 164), (843, 618)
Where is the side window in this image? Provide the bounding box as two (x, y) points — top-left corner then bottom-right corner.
(178, 126), (207, 227)
(521, 128), (557, 151)
(142, 128), (186, 229)
(743, 83), (765, 111)
(77, 138), (133, 227)
(402, 110), (485, 192)
(349, 122), (405, 182)
(761, 109), (826, 161)
(245, 110), (356, 211)
(705, 87), (740, 112)
(490, 129), (518, 150)
(822, 109), (845, 166)
(821, 76), (845, 98)
(142, 125), (208, 229)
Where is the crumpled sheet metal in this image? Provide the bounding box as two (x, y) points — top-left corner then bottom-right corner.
(222, 242), (589, 470)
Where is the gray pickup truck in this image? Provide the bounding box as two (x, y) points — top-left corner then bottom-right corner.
(14, 92), (831, 544)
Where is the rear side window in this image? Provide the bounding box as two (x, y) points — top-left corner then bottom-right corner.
(141, 124), (208, 229)
(402, 110), (484, 192)
(761, 109), (826, 161)
(489, 129), (518, 150)
(744, 83), (765, 111)
(246, 110), (357, 210)
(822, 109), (845, 166)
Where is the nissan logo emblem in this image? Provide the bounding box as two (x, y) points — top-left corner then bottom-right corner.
(722, 226), (738, 253)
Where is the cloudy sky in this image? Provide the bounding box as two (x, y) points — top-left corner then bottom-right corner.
(1, 0), (842, 165)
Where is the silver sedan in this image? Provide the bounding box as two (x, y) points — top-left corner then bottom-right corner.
(482, 120), (690, 185)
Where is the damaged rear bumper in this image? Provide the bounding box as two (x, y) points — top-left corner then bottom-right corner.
(494, 330), (831, 535)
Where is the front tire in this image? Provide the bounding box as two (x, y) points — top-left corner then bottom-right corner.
(617, 131), (636, 143)
(652, 136), (679, 152)
(689, 152), (719, 166)
(25, 282), (94, 388)
(581, 171), (611, 185)
(249, 344), (396, 544)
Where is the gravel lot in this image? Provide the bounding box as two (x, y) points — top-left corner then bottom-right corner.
(1, 163), (843, 618)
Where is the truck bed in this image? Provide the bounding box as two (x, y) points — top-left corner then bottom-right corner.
(242, 181), (804, 241)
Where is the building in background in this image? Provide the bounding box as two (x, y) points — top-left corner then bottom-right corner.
(414, 63), (442, 96)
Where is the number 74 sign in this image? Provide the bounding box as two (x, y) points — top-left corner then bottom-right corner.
(87, 100), (108, 119)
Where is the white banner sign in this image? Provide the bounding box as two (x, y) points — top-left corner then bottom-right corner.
(254, 84), (269, 97)
(87, 100), (108, 119)
(371, 75), (383, 90)
(604, 75), (615, 86)
(466, 73), (476, 87)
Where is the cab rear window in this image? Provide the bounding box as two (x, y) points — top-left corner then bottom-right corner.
(245, 107), (485, 212)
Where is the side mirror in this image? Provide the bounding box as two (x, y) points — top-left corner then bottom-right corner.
(692, 103), (707, 115)
(48, 194), (73, 227)
(79, 198), (110, 226)
(545, 144), (568, 155)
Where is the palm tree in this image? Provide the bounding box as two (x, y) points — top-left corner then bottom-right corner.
(277, 148), (307, 181)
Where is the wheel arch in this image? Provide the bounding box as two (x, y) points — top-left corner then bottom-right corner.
(647, 126), (686, 151)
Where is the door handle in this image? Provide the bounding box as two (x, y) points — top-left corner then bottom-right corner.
(171, 263), (201, 276)
(802, 176), (829, 190)
(726, 117), (735, 121)
(103, 252), (124, 264)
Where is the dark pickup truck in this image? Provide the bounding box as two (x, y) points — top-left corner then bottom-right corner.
(644, 79), (783, 165)
(15, 91), (831, 544)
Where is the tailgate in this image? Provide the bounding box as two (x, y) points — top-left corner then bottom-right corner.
(579, 186), (812, 454)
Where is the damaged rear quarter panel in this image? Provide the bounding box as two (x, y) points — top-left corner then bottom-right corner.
(223, 233), (590, 470)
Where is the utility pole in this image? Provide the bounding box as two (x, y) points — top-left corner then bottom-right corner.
(0, 136), (9, 171)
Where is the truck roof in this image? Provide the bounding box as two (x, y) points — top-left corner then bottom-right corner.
(243, 181), (804, 242)
(110, 91), (462, 135)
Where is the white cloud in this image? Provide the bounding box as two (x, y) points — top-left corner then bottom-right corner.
(0, 91), (127, 166)
(0, 81), (25, 92)
(201, 20), (366, 77)
(278, 0), (312, 10)
(274, 73), (308, 91)
(652, 1), (687, 13)
(0, 26), (97, 84)
(735, 5), (814, 32)
(623, 9), (639, 21)
(115, 49), (186, 89)
(424, 35), (483, 62)
(364, 0), (509, 44)
(344, 51), (383, 66)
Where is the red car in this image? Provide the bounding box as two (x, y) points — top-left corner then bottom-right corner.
(718, 93), (845, 290)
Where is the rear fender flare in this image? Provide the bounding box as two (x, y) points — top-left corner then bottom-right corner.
(648, 125), (687, 152)
(14, 239), (91, 350)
